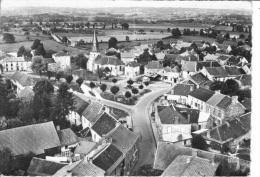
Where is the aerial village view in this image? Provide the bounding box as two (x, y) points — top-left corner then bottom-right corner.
(0, 0), (255, 176)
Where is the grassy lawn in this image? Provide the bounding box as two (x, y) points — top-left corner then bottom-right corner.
(0, 33), (49, 43)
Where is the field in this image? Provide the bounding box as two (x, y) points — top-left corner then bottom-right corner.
(0, 32), (49, 43)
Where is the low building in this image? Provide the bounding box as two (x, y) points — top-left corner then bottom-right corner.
(10, 71), (35, 94)
(0, 56), (32, 72)
(212, 43), (232, 53)
(124, 61), (140, 77)
(121, 52), (135, 64)
(57, 128), (79, 152)
(164, 84), (194, 104)
(144, 61), (164, 76)
(52, 51), (71, 70)
(157, 66), (181, 83)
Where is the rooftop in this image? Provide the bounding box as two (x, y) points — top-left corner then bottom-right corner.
(145, 61), (164, 70)
(18, 86), (34, 98)
(54, 51), (70, 57)
(74, 141), (96, 155)
(188, 87), (215, 102)
(82, 101), (103, 124)
(95, 55), (124, 66)
(72, 160), (105, 176)
(57, 128), (78, 146)
(189, 72), (208, 85)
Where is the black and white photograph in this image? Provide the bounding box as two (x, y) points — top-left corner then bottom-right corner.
(0, 0), (259, 176)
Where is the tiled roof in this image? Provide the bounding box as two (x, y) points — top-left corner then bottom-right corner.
(159, 106), (190, 124)
(91, 112), (118, 137)
(82, 101), (103, 124)
(126, 61), (140, 68)
(188, 87), (214, 102)
(27, 157), (67, 176)
(167, 84), (193, 96)
(105, 124), (139, 154)
(241, 97), (251, 111)
(199, 80), (213, 89)
(93, 143), (123, 172)
(121, 52), (135, 58)
(206, 92), (226, 107)
(145, 61), (164, 69)
(235, 74), (252, 86)
(205, 66), (242, 77)
(57, 128), (78, 146)
(54, 51), (69, 57)
(237, 112), (251, 131)
(162, 155), (219, 177)
(181, 61), (196, 72)
(196, 61), (221, 71)
(225, 66), (242, 75)
(74, 141), (96, 155)
(10, 71), (34, 87)
(18, 86), (34, 98)
(215, 96), (232, 109)
(190, 73), (208, 85)
(73, 95), (90, 115)
(95, 55), (124, 66)
(175, 107), (200, 124)
(72, 160), (105, 176)
(0, 122), (61, 156)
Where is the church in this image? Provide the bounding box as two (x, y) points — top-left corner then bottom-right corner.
(86, 31), (125, 76)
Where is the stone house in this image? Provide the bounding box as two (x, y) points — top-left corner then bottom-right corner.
(52, 51), (71, 70)
(157, 66), (181, 83)
(164, 84), (194, 104)
(144, 61), (164, 76)
(124, 61), (140, 77)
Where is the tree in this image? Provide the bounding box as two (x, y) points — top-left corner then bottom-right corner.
(239, 33), (245, 39)
(209, 80), (224, 91)
(18, 99), (35, 124)
(17, 46), (26, 57)
(112, 78), (118, 85)
(200, 29), (204, 36)
(89, 82), (96, 91)
(46, 71), (52, 80)
(31, 39), (41, 50)
(35, 44), (46, 57)
(138, 49), (153, 63)
(224, 32), (230, 39)
(144, 81), (150, 88)
(65, 75), (73, 84)
(30, 56), (46, 78)
(167, 28), (170, 32)
(191, 135), (208, 151)
(76, 78), (84, 87)
(216, 34), (225, 44)
(24, 31), (30, 36)
(0, 147), (14, 175)
(100, 84), (107, 95)
(127, 79), (134, 87)
(125, 91), (132, 102)
(108, 37), (118, 49)
(139, 84), (144, 90)
(45, 49), (56, 58)
(171, 28), (181, 38)
(55, 72), (62, 82)
(121, 23), (129, 30)
(96, 68), (105, 84)
(220, 79), (240, 96)
(134, 164), (163, 176)
(131, 88), (139, 97)
(187, 28), (191, 35)
(33, 80), (54, 96)
(110, 86), (120, 100)
(150, 30), (154, 33)
(51, 83), (74, 120)
(138, 29), (145, 34)
(236, 89), (251, 102)
(86, 22), (90, 28)
(62, 36), (68, 44)
(2, 33), (15, 43)
(126, 36), (130, 42)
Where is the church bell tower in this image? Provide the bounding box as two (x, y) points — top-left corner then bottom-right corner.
(87, 30), (100, 72)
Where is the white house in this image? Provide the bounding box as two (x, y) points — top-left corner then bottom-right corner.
(0, 56), (32, 72)
(211, 43), (232, 54)
(10, 71), (34, 94)
(158, 66), (181, 83)
(52, 51), (71, 70)
(144, 61), (164, 76)
(124, 61), (140, 77)
(121, 52), (135, 64)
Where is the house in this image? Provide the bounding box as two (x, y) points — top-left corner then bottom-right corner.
(43, 58), (56, 72)
(212, 43), (232, 53)
(161, 155), (219, 176)
(155, 105), (192, 145)
(215, 54), (231, 65)
(52, 51), (71, 70)
(196, 61), (221, 71)
(241, 64), (251, 74)
(69, 160), (105, 176)
(94, 55), (125, 76)
(0, 122), (61, 157)
(181, 61), (197, 79)
(204, 54), (219, 61)
(0, 56), (32, 72)
(90, 112), (119, 143)
(157, 66), (181, 83)
(188, 72), (209, 89)
(207, 95), (246, 125)
(74, 140), (96, 159)
(121, 52), (135, 64)
(81, 101), (104, 129)
(153, 142), (250, 176)
(68, 95), (90, 126)
(235, 74), (251, 89)
(27, 157), (67, 176)
(18, 86), (34, 98)
(57, 128), (79, 152)
(164, 84), (194, 104)
(200, 66), (243, 81)
(124, 61), (140, 77)
(144, 61), (164, 76)
(202, 113), (251, 153)
(10, 71), (35, 94)
(187, 87), (215, 112)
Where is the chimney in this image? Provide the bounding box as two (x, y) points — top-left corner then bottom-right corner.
(186, 158), (190, 163)
(211, 157), (215, 165)
(56, 125), (60, 131)
(231, 96), (238, 103)
(174, 116), (179, 124)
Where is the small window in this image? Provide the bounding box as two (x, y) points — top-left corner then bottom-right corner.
(195, 103), (197, 107)
(201, 104), (203, 110)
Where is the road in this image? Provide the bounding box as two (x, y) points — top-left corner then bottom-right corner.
(74, 84), (171, 171)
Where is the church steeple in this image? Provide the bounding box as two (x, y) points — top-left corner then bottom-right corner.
(91, 30), (99, 52)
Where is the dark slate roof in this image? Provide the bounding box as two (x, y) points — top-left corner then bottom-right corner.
(162, 155), (219, 177)
(181, 61), (196, 72)
(196, 61), (221, 71)
(241, 98), (251, 111)
(227, 56), (243, 66)
(82, 101), (103, 124)
(126, 61), (140, 67)
(199, 80), (213, 89)
(95, 55), (124, 66)
(27, 157), (67, 176)
(205, 67), (242, 77)
(91, 112), (117, 136)
(206, 93), (226, 107)
(225, 66), (242, 75)
(0, 122), (61, 156)
(106, 124), (139, 154)
(145, 61), (164, 69)
(73, 95), (90, 115)
(93, 144), (123, 172)
(18, 86), (34, 98)
(43, 58), (55, 63)
(158, 106), (190, 124)
(57, 128), (78, 146)
(72, 160), (105, 176)
(215, 96), (232, 109)
(175, 107), (200, 124)
(188, 87), (214, 102)
(235, 74), (252, 86)
(167, 84), (193, 96)
(190, 73), (208, 85)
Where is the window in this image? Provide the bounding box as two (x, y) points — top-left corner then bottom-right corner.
(198, 104), (200, 108)
(195, 103), (197, 107)
(167, 126), (172, 133)
(201, 104), (203, 110)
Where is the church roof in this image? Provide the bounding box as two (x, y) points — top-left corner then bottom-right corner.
(91, 31), (99, 52)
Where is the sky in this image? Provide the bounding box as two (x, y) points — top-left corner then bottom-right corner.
(1, 0), (252, 11)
